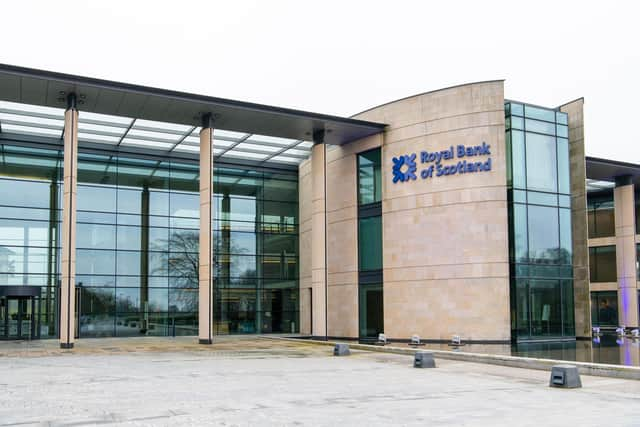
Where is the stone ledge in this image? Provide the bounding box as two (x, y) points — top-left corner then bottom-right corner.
(263, 336), (640, 381)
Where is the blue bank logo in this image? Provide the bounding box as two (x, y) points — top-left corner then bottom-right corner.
(392, 154), (417, 183)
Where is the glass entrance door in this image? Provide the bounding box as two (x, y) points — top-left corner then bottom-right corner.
(359, 284), (383, 339)
(0, 297), (38, 340)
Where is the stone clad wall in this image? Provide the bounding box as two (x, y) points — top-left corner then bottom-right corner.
(353, 81), (510, 341)
(324, 134), (383, 338)
(560, 98), (591, 338)
(301, 81), (511, 341)
(298, 159), (313, 335)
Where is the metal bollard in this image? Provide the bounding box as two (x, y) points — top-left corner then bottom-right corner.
(414, 351), (436, 368)
(333, 343), (350, 356)
(549, 365), (582, 388)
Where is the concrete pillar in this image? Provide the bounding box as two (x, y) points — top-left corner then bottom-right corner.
(614, 176), (638, 328)
(198, 114), (214, 344)
(60, 94), (79, 349)
(311, 138), (327, 337)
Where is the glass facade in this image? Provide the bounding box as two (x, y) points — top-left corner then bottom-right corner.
(505, 102), (575, 340)
(0, 145), (62, 338)
(0, 141), (299, 338)
(357, 148), (383, 339)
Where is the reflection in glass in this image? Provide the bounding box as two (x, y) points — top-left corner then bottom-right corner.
(591, 291), (618, 327)
(526, 133), (557, 193)
(587, 194), (615, 238)
(527, 205), (559, 262)
(1, 140), (299, 338)
(506, 102), (574, 340)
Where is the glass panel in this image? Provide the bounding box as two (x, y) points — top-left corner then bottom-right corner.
(511, 103), (524, 116)
(562, 280), (579, 335)
(557, 137), (570, 194)
(263, 175), (297, 202)
(511, 130), (526, 189)
(591, 291), (618, 327)
(587, 194), (615, 238)
(525, 133), (557, 193)
(514, 279), (529, 339)
(529, 280), (562, 337)
(77, 185), (117, 212)
(527, 191), (557, 206)
(558, 195), (571, 208)
(77, 223), (116, 249)
(527, 205), (559, 263)
(556, 111), (568, 125)
(117, 188), (142, 214)
(589, 246), (617, 282)
(511, 116), (524, 130)
(358, 149), (382, 205)
(556, 125), (569, 138)
(79, 287), (115, 337)
(359, 284), (383, 338)
(116, 226), (141, 251)
(513, 204), (528, 263)
(170, 192), (199, 218)
(506, 131), (512, 185)
(77, 250), (116, 275)
(559, 209), (572, 264)
(359, 216), (382, 271)
(0, 179), (52, 208)
(524, 105), (556, 122)
(513, 190), (527, 203)
(525, 119), (556, 136)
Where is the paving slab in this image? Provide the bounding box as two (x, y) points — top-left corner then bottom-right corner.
(1, 338), (640, 426)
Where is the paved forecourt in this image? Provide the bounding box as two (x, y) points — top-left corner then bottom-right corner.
(1, 337), (640, 426)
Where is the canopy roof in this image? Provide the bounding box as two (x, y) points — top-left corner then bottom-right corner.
(586, 156), (640, 190)
(0, 64), (386, 165)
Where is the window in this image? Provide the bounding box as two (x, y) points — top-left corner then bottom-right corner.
(358, 216), (382, 271)
(357, 148), (383, 339)
(589, 246), (617, 282)
(357, 149), (382, 205)
(587, 194), (615, 238)
(591, 291), (618, 327)
(525, 133), (557, 193)
(527, 205), (559, 262)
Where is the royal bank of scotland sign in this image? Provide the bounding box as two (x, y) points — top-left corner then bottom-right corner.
(392, 142), (492, 184)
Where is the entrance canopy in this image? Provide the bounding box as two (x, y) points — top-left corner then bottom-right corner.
(0, 64), (385, 165)
(0, 286), (40, 298)
(586, 156), (640, 191)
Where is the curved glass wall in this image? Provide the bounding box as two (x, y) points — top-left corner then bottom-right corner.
(505, 102), (575, 341)
(0, 141), (299, 338)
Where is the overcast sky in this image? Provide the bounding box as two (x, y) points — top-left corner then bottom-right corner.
(1, 1), (638, 162)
